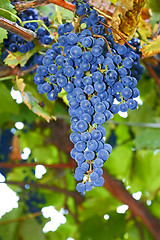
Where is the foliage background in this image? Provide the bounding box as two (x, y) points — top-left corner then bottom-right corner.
(0, 0), (160, 239)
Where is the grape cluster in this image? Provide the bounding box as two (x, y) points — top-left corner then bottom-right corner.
(34, 0), (144, 193)
(3, 8), (53, 55)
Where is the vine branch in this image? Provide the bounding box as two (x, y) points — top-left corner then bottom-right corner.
(0, 162), (75, 169)
(103, 170), (160, 240)
(1, 180), (83, 205)
(0, 17), (36, 41)
(0, 211), (42, 225)
(13, 0), (75, 13)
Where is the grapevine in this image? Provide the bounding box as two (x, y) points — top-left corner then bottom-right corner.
(33, 0), (144, 193)
(0, 0), (144, 193)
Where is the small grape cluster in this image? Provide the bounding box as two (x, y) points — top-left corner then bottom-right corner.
(34, 0), (144, 193)
(3, 8), (53, 54)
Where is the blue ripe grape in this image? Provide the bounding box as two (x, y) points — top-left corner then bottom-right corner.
(85, 182), (92, 191)
(75, 153), (85, 163)
(70, 132), (81, 143)
(34, 74), (44, 85)
(64, 22), (73, 32)
(94, 167), (103, 177)
(80, 61), (90, 71)
(113, 82), (123, 92)
(92, 71), (103, 82)
(87, 139), (98, 151)
(48, 64), (58, 74)
(82, 51), (93, 62)
(37, 66), (48, 76)
(75, 141), (86, 152)
(91, 129), (102, 141)
(95, 102), (106, 113)
(80, 113), (92, 123)
(90, 172), (99, 181)
(91, 45), (102, 57)
(84, 150), (95, 160)
(75, 107), (84, 117)
(94, 82), (106, 93)
(94, 112), (106, 124)
(57, 76), (68, 87)
(81, 132), (91, 142)
(75, 69), (84, 79)
(63, 66), (74, 77)
(110, 104), (119, 114)
(81, 99), (91, 110)
(37, 27), (46, 37)
(76, 120), (88, 133)
(69, 98), (79, 109)
(119, 103), (128, 112)
(67, 33), (78, 45)
(76, 93), (86, 102)
(121, 87), (133, 100)
(81, 162), (89, 172)
(58, 35), (68, 46)
(42, 83), (52, 93)
(94, 158), (104, 168)
(104, 143), (112, 154)
(90, 96), (101, 105)
(47, 90), (58, 101)
(123, 57), (133, 69)
(97, 149), (109, 161)
(94, 176), (104, 187)
(83, 76), (92, 85)
(127, 99), (138, 110)
(70, 46), (82, 58)
(82, 37), (92, 47)
(64, 82), (74, 93)
(84, 85), (94, 95)
(9, 43), (17, 52)
(76, 183), (85, 193)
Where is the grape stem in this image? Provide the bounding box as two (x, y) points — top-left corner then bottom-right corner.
(13, 0), (75, 13)
(0, 16), (36, 41)
(0, 180), (83, 205)
(99, 21), (136, 50)
(93, 34), (112, 54)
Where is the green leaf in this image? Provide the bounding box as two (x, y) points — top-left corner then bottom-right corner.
(0, 28), (7, 43)
(4, 45), (39, 67)
(0, 208), (22, 240)
(0, 0), (17, 21)
(0, 83), (19, 114)
(106, 144), (133, 177)
(19, 218), (46, 240)
(134, 128), (160, 149)
(16, 78), (54, 122)
(80, 213), (126, 240)
(141, 36), (160, 57)
(129, 150), (160, 192)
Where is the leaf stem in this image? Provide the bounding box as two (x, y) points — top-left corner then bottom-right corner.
(0, 8), (23, 26)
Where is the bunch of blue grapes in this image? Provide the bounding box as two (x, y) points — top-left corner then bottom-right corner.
(33, 0), (144, 193)
(3, 7), (53, 54)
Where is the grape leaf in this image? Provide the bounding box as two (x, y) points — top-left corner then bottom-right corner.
(16, 78), (54, 122)
(141, 35), (160, 57)
(0, 28), (7, 43)
(4, 45), (39, 67)
(134, 128), (160, 149)
(19, 218), (46, 240)
(0, 0), (17, 21)
(112, 0), (147, 43)
(0, 82), (19, 114)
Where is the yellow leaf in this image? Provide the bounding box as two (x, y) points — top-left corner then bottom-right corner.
(141, 36), (160, 58)
(112, 0), (147, 43)
(16, 77), (54, 122)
